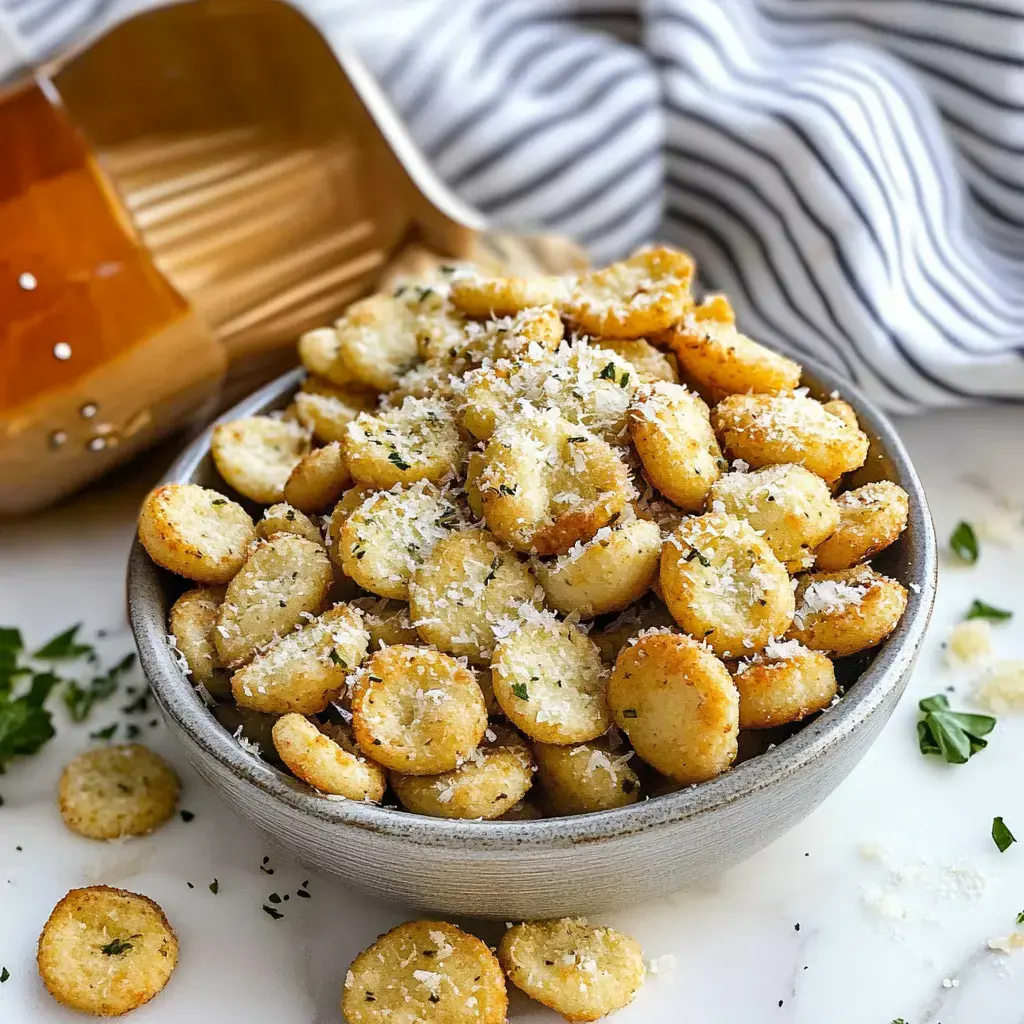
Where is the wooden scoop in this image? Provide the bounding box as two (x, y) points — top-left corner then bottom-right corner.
(0, 0), (585, 514)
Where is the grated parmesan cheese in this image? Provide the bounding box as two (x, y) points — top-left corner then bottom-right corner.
(972, 660), (1024, 714)
(945, 619), (993, 666)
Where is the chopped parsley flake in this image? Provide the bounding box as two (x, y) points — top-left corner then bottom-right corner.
(89, 723), (117, 741)
(180, 810), (195, 823)
(993, 817), (1016, 853)
(329, 650), (348, 669)
(211, 498), (227, 506)
(262, 904), (283, 920)
(388, 452), (411, 471)
(100, 938), (134, 956)
(950, 521), (978, 565)
(209, 878), (219, 894)
(965, 599), (1012, 623)
(917, 694), (995, 764)
(33, 624), (94, 660)
(622, 708), (638, 719)
(599, 362), (617, 381)
(510, 682), (529, 701)
(1016, 910), (1024, 925)
(686, 548), (711, 568)
(0, 967), (8, 983)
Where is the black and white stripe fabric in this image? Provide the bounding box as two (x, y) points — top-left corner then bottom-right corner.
(4, 0), (1024, 411)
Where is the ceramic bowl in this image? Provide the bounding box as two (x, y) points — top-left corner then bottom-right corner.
(128, 362), (936, 918)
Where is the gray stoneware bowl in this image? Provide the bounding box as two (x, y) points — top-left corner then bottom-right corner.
(128, 361), (936, 919)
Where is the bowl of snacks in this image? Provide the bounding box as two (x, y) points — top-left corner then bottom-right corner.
(128, 247), (936, 919)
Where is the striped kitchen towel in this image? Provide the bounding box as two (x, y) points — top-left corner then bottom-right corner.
(5, 0), (1024, 411)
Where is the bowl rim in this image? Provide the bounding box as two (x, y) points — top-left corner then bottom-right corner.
(129, 360), (937, 849)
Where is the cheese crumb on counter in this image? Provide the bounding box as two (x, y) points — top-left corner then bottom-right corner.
(988, 933), (1024, 953)
(973, 660), (1024, 714)
(647, 954), (676, 975)
(945, 619), (993, 666)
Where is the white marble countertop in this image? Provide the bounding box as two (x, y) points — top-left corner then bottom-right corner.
(1, 407), (1023, 1024)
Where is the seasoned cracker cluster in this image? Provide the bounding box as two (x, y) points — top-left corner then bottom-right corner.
(139, 246), (911, 821)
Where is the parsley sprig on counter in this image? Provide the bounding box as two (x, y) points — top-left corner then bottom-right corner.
(965, 599), (1013, 623)
(0, 624), (133, 772)
(917, 694), (995, 764)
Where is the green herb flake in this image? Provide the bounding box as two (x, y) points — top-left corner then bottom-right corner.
(262, 904), (284, 920)
(387, 451), (411, 471)
(0, 967), (8, 983)
(89, 723), (117, 741)
(598, 362), (617, 381)
(1015, 910), (1024, 925)
(497, 484), (517, 496)
(33, 624), (94, 661)
(950, 521), (979, 565)
(619, 371), (630, 389)
(64, 653), (136, 723)
(328, 650), (348, 669)
(510, 682), (529, 701)
(622, 708), (638, 719)
(180, 810), (195, 823)
(100, 938), (134, 956)
(965, 600), (1012, 623)
(917, 694), (995, 764)
(686, 548), (711, 568)
(209, 878), (219, 895)
(211, 498), (227, 506)
(993, 817), (1016, 853)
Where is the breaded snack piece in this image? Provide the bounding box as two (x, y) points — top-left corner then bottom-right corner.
(344, 397), (467, 489)
(498, 917), (645, 1022)
(589, 598), (678, 663)
(37, 886), (178, 1017)
(479, 408), (633, 555)
(733, 639), (837, 729)
(421, 305), (564, 365)
(138, 484), (254, 585)
(813, 480), (909, 571)
(498, 797), (545, 821)
(660, 512), (795, 658)
(211, 416), (311, 504)
(328, 292), (442, 391)
(392, 728), (534, 820)
(786, 565), (908, 657)
(566, 246), (694, 339)
(168, 586), (225, 686)
(339, 482), (463, 600)
(59, 745), (179, 839)
(708, 464), (840, 572)
(343, 920), (507, 1024)
(534, 513), (662, 618)
(350, 597), (421, 650)
(449, 272), (571, 318)
(534, 740), (641, 816)
(822, 397), (859, 431)
(256, 503), (323, 545)
(629, 381), (724, 511)
(214, 533), (333, 668)
(665, 294), (801, 396)
(607, 633), (739, 784)
(711, 391), (869, 485)
(593, 338), (678, 383)
(456, 341), (637, 443)
(293, 377), (378, 444)
(492, 610), (611, 744)
(351, 646), (488, 774)
(324, 486), (375, 568)
(409, 529), (540, 665)
(272, 714), (386, 802)
(283, 441), (352, 514)
(231, 603), (368, 715)
(464, 449), (487, 519)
